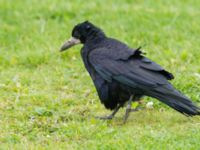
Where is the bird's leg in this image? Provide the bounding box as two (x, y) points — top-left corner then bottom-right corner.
(123, 95), (133, 123)
(96, 104), (122, 120)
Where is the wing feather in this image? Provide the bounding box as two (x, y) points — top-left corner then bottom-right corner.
(89, 48), (173, 90)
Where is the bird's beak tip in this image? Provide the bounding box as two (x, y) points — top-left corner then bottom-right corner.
(59, 47), (66, 52)
(59, 37), (81, 52)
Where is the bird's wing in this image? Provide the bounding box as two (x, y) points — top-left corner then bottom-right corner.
(89, 48), (174, 90)
(89, 48), (200, 116)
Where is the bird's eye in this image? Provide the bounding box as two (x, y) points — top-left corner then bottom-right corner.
(86, 25), (91, 30)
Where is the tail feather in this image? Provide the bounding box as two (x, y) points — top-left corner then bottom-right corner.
(147, 87), (200, 116)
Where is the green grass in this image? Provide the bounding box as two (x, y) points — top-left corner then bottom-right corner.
(0, 0), (200, 149)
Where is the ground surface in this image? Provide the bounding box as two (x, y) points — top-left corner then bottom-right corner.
(0, 0), (200, 149)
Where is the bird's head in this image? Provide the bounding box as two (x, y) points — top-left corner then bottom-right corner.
(60, 21), (105, 51)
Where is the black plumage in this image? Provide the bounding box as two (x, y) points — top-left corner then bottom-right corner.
(60, 21), (200, 121)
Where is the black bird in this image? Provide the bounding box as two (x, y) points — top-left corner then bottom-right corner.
(60, 21), (200, 122)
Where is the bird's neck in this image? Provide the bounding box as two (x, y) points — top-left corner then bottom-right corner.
(86, 29), (106, 42)
(85, 33), (106, 49)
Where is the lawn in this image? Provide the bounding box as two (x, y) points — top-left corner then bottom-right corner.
(0, 0), (200, 149)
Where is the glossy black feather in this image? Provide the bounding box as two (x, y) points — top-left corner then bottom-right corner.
(73, 21), (200, 115)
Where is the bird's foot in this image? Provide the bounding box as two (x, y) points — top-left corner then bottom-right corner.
(131, 107), (144, 112)
(123, 107), (144, 123)
(96, 115), (113, 120)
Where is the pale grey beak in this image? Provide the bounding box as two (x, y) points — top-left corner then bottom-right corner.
(60, 37), (81, 52)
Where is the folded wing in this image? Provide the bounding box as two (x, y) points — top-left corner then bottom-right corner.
(89, 48), (173, 90)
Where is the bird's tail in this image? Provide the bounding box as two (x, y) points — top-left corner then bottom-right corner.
(147, 86), (200, 116)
